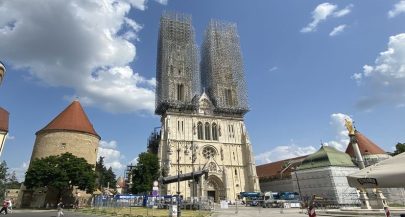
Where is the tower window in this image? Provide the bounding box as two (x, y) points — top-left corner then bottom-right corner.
(224, 89), (233, 106)
(212, 123), (218, 140)
(205, 122), (211, 140)
(197, 122), (203, 140)
(177, 84), (184, 101)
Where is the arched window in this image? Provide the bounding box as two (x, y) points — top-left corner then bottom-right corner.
(177, 84), (184, 101)
(212, 123), (218, 140)
(235, 169), (238, 175)
(205, 122), (211, 140)
(197, 122), (203, 140)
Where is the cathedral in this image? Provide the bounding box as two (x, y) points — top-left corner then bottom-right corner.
(154, 12), (260, 202)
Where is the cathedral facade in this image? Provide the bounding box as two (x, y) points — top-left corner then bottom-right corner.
(155, 13), (260, 202)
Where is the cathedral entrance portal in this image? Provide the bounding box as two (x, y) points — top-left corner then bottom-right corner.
(205, 175), (225, 202)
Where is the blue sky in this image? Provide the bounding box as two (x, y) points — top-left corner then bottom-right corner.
(1, 0), (405, 180)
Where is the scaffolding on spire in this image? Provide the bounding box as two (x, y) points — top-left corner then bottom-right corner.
(201, 20), (249, 115)
(155, 12), (200, 115)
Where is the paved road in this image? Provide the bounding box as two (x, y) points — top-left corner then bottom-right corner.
(212, 206), (308, 217)
(3, 209), (107, 217)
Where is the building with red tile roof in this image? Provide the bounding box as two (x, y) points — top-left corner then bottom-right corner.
(30, 100), (100, 165)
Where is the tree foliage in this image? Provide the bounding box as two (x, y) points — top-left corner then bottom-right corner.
(0, 161), (7, 200)
(24, 153), (96, 200)
(392, 143), (405, 156)
(95, 156), (117, 189)
(131, 152), (160, 194)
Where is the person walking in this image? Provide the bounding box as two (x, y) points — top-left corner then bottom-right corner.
(7, 199), (12, 214)
(0, 200), (8, 215)
(57, 200), (64, 217)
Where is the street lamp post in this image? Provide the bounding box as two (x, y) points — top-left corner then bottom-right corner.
(177, 144), (181, 217)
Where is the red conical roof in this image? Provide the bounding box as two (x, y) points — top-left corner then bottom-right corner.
(345, 131), (385, 157)
(37, 100), (100, 138)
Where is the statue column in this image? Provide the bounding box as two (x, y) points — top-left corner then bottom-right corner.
(346, 119), (370, 209)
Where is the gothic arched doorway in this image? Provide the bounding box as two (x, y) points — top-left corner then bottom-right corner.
(205, 175), (225, 202)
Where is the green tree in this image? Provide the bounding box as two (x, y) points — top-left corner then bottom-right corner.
(392, 143), (405, 156)
(24, 153), (96, 203)
(95, 156), (117, 190)
(131, 152), (160, 194)
(0, 161), (8, 200)
(6, 171), (21, 189)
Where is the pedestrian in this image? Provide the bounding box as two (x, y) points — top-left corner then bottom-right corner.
(57, 200), (64, 217)
(0, 200), (8, 215)
(6, 199), (12, 214)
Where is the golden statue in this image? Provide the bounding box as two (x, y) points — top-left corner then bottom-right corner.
(344, 118), (355, 135)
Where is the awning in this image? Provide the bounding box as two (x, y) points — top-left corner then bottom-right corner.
(347, 152), (405, 188)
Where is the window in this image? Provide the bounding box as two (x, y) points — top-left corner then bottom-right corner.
(197, 122), (203, 140)
(224, 89), (233, 106)
(202, 146), (216, 159)
(212, 123), (218, 140)
(205, 122), (211, 140)
(235, 169), (238, 175)
(177, 84), (184, 101)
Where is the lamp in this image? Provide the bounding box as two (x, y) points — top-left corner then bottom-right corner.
(0, 107), (9, 156)
(0, 61), (5, 86)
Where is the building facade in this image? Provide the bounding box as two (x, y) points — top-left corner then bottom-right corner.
(155, 13), (260, 202)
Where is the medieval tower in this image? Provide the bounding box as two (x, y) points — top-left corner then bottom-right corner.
(155, 12), (260, 202)
(30, 100), (100, 165)
(19, 100), (100, 208)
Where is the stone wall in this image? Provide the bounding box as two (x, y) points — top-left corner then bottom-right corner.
(31, 131), (99, 165)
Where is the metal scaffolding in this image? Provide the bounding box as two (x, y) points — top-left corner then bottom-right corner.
(155, 12), (200, 115)
(201, 20), (249, 115)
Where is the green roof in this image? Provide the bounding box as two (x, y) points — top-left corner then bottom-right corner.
(298, 146), (355, 170)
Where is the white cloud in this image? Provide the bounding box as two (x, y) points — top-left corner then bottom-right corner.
(256, 113), (353, 165)
(333, 4), (353, 18)
(354, 33), (405, 109)
(255, 144), (317, 165)
(301, 3), (352, 33)
(5, 135), (15, 140)
(0, 0), (155, 114)
(268, 66), (278, 72)
(11, 161), (28, 182)
(98, 140), (126, 175)
(323, 113), (352, 151)
(329, 24), (347, 37)
(388, 1), (405, 18)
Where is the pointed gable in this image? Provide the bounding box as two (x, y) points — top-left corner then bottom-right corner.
(345, 131), (385, 157)
(36, 100), (100, 138)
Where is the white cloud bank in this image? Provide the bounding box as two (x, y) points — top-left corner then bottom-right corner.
(0, 0), (163, 114)
(98, 140), (126, 176)
(329, 24), (347, 37)
(388, 1), (405, 18)
(301, 3), (352, 33)
(323, 113), (352, 151)
(255, 113), (352, 165)
(353, 33), (405, 109)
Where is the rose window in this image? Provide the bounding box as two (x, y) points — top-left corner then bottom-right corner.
(202, 146), (216, 159)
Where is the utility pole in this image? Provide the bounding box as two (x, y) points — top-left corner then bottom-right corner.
(177, 144), (181, 217)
